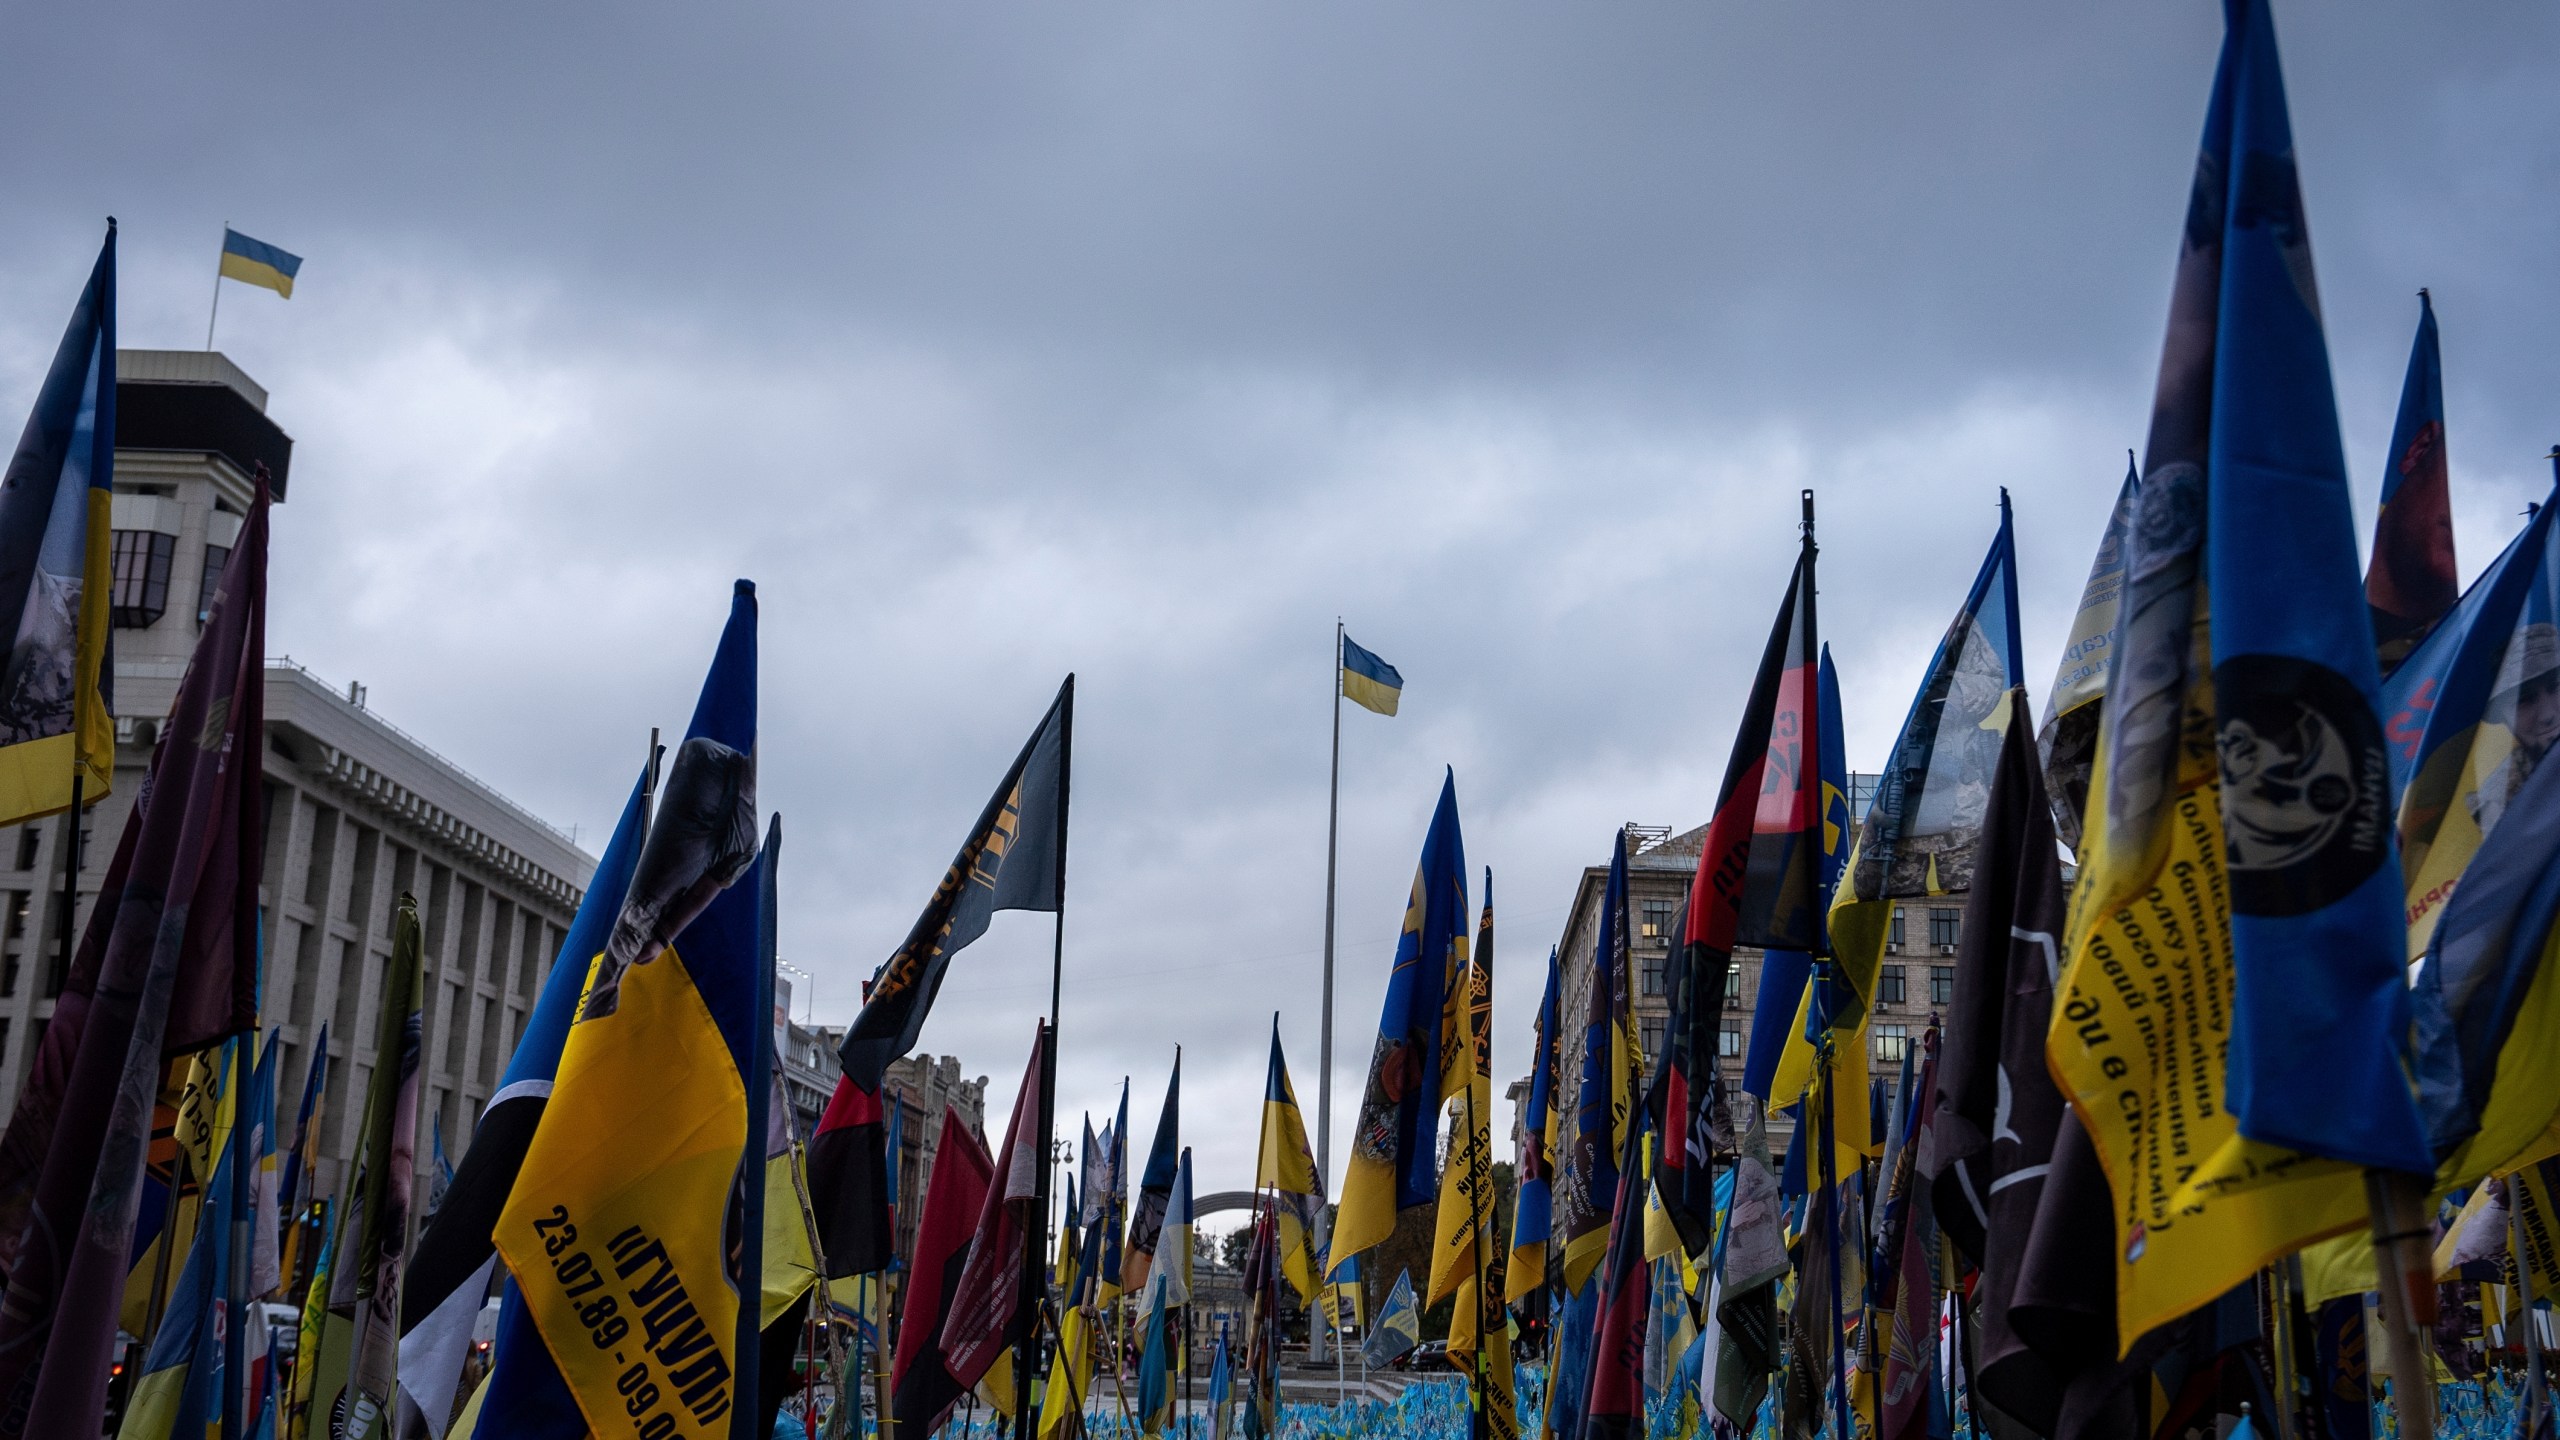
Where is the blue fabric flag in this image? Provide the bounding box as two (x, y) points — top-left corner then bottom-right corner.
(2203, 0), (2429, 1173)
(1743, 647), (1847, 1098)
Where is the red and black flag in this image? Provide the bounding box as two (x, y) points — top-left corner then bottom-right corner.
(890, 1108), (995, 1440)
(1681, 532), (1825, 997)
(808, 1073), (895, 1276)
(842, 679), (1071, 1090)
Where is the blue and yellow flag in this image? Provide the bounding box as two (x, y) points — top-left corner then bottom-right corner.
(1095, 1079), (1129, 1306)
(1341, 634), (1403, 716)
(1254, 1021), (1326, 1303)
(219, 229), (301, 298)
(1558, 830), (1635, 1295)
(1505, 945), (1560, 1302)
(0, 223), (116, 825)
(2049, 0), (2424, 1348)
(1334, 771), (1466, 1270)
(496, 582), (763, 1440)
(1776, 505), (2022, 1113)
(1124, 1051), (1181, 1294)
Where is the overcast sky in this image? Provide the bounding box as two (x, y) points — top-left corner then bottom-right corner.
(4, 2), (2557, 1216)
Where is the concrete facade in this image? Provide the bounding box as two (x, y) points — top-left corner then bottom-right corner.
(0, 350), (597, 1224)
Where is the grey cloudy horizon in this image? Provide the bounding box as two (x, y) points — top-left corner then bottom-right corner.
(4, 1), (2557, 1214)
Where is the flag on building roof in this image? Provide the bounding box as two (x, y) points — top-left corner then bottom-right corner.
(891, 1109), (995, 1440)
(219, 228), (302, 298)
(495, 581), (764, 1440)
(1506, 945), (1561, 1303)
(1124, 1051), (1181, 1295)
(0, 221), (116, 829)
(1780, 501), (2021, 1112)
(841, 679), (1070, 1091)
(2049, 0), (2422, 1346)
(1341, 633), (1403, 716)
(1558, 829), (1635, 1295)
(2039, 461), (2138, 854)
(0, 464), (266, 1436)
(1333, 770), (1466, 1269)
(2367, 290), (2458, 673)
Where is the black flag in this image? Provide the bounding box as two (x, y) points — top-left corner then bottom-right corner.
(840, 677), (1070, 1089)
(1924, 688), (2071, 1432)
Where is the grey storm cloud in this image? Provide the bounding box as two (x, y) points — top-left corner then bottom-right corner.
(2, 0), (2556, 1204)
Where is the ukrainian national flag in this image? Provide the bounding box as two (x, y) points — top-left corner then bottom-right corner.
(1341, 634), (1402, 716)
(219, 229), (301, 299)
(1334, 771), (1466, 1271)
(1254, 1021), (1325, 1304)
(496, 582), (763, 1440)
(0, 223), (116, 826)
(1505, 946), (1560, 1303)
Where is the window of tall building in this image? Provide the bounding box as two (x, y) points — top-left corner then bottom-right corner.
(1, 957), (15, 997)
(109, 529), (177, 629)
(1639, 898), (1677, 945)
(12, 829), (35, 871)
(1725, 965), (1742, 1007)
(1873, 1023), (1910, 1064)
(6, 894), (24, 940)
(1878, 964), (1906, 1006)
(197, 544), (232, 623)
(1642, 952), (1666, 997)
(1930, 908), (1962, 949)
(1640, 1016), (1665, 1061)
(1889, 906), (1905, 947)
(1930, 965), (1955, 1006)
(1719, 1020), (1743, 1058)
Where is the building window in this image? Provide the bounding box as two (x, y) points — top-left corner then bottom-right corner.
(1719, 1020), (1743, 1058)
(1641, 953), (1666, 997)
(197, 544), (232, 622)
(1873, 1023), (1910, 1065)
(1639, 899), (1677, 946)
(1724, 965), (1742, 1007)
(1640, 1016), (1665, 1062)
(1930, 965), (1955, 1006)
(12, 829), (34, 871)
(1929, 908), (1962, 949)
(6, 894), (24, 939)
(1878, 964), (1906, 1006)
(1, 957), (14, 997)
(109, 529), (177, 629)
(1889, 906), (1905, 948)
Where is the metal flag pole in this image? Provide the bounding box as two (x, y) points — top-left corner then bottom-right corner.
(1318, 623), (1342, 1209)
(207, 225), (226, 350)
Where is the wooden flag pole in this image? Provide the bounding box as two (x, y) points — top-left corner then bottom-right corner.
(2365, 1169), (2438, 1440)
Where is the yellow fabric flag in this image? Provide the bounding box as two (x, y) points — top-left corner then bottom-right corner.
(1038, 1303), (1094, 1438)
(1427, 900), (1496, 1324)
(2048, 656), (2370, 1350)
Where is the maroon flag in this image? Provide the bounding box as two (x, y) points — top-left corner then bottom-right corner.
(0, 477), (269, 1433)
(891, 1109), (995, 1439)
(1574, 1114), (1654, 1440)
(808, 1074), (893, 1275)
(940, 1024), (1045, 1388)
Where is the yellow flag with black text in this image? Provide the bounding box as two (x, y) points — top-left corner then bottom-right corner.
(496, 584), (762, 1439)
